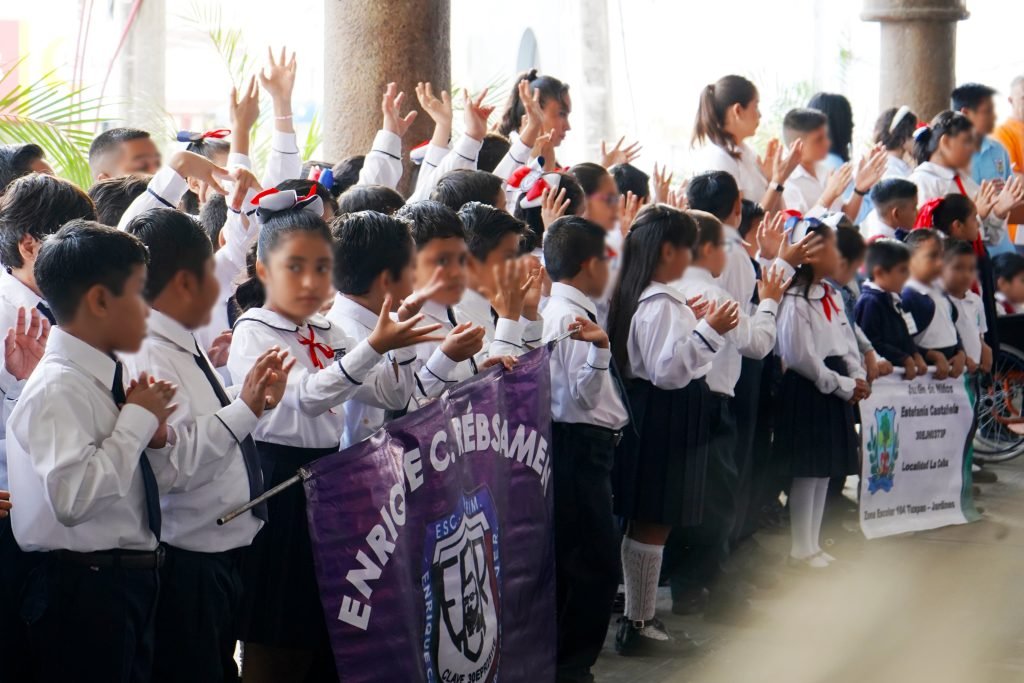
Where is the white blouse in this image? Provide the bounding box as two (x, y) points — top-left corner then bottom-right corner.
(692, 141), (768, 203)
(908, 161), (1007, 247)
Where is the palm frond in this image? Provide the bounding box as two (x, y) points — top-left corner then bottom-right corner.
(303, 109), (321, 161)
(182, 1), (256, 88)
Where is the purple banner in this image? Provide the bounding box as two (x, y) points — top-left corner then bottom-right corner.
(304, 346), (556, 683)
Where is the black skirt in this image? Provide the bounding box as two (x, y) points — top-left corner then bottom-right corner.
(773, 357), (859, 478)
(238, 441), (338, 648)
(614, 378), (711, 527)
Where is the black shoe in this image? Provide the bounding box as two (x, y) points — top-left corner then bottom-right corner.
(671, 587), (709, 615)
(973, 468), (998, 484)
(615, 617), (702, 657)
(611, 590), (625, 614)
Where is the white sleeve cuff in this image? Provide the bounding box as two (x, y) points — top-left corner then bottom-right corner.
(117, 403), (160, 447)
(423, 143), (450, 168)
(755, 298), (780, 317)
(587, 344), (611, 370)
(216, 399), (260, 442)
(228, 152), (252, 169)
(337, 339), (385, 382)
(271, 130), (299, 155)
(452, 135), (483, 163)
(493, 317), (526, 348)
(426, 346), (460, 381)
(694, 319), (725, 350)
(370, 130), (402, 160)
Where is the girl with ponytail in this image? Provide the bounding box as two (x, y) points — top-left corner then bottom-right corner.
(497, 69), (572, 170)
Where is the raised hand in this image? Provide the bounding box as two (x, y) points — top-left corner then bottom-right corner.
(240, 347), (292, 417)
(4, 307), (49, 381)
(520, 257), (544, 320)
(601, 137), (642, 169)
(398, 266), (447, 321)
(229, 76), (260, 151)
(570, 316), (609, 348)
(541, 187), (571, 228)
(485, 259), (529, 321)
(756, 211), (788, 260)
(367, 294), (444, 353)
(772, 138), (804, 185)
(667, 186), (689, 210)
(779, 229), (824, 269)
(381, 82), (418, 138)
(652, 163), (673, 204)
(757, 139), (780, 182)
(259, 46), (297, 105)
(822, 163), (853, 208)
(518, 79), (545, 147)
(993, 175), (1024, 220)
(206, 331), (233, 368)
(464, 88), (495, 142)
(706, 299), (741, 335)
(415, 82), (453, 146)
(854, 145), (888, 195)
(440, 322), (486, 362)
(974, 179), (998, 220)
(618, 191), (641, 237)
(756, 266), (790, 303)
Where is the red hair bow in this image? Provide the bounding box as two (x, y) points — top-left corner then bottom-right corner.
(251, 183), (323, 224)
(913, 197), (943, 229)
(176, 129), (231, 143)
(297, 325), (335, 370)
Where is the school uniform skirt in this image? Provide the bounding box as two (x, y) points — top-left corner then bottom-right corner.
(614, 377), (711, 527)
(239, 441), (338, 647)
(773, 356), (859, 478)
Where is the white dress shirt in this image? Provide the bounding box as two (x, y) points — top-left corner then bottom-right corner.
(909, 161), (1007, 247)
(409, 135), (484, 202)
(262, 130), (303, 189)
(123, 310), (262, 552)
(692, 142), (769, 204)
(7, 328), (160, 552)
(860, 211), (900, 240)
(406, 299), (466, 411)
(884, 154), (912, 179)
(227, 307), (392, 450)
(0, 270), (45, 489)
(323, 294), (421, 447)
(357, 130), (404, 190)
(454, 288), (543, 365)
(542, 283), (628, 429)
(776, 283), (866, 401)
(904, 278), (960, 349)
(626, 282), (723, 389)
(716, 225), (796, 316)
(948, 289), (986, 364)
(783, 161), (842, 217)
(413, 143), (453, 198)
(673, 266), (778, 396)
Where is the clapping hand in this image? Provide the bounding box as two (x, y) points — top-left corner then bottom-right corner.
(601, 137), (642, 168)
(367, 294), (444, 353)
(398, 266), (447, 321)
(464, 88), (495, 142)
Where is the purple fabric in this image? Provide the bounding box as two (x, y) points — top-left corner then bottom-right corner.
(304, 346), (556, 682)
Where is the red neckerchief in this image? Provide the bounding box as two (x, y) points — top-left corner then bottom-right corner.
(821, 283), (842, 322)
(298, 324), (335, 369)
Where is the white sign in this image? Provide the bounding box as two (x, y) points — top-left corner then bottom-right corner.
(859, 374), (975, 539)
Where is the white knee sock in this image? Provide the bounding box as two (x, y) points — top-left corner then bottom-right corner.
(789, 477), (818, 559)
(810, 477), (830, 554)
(620, 537), (663, 622)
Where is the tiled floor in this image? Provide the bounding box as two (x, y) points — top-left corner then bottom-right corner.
(590, 464), (1024, 683)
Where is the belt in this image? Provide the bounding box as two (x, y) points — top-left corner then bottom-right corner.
(53, 545), (165, 570)
(562, 422), (625, 446)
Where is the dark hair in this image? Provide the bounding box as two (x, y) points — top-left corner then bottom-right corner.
(233, 208), (332, 312)
(943, 238), (976, 263)
(336, 184), (404, 216)
(610, 163), (650, 201)
(277, 179), (339, 217)
(543, 216), (606, 282)
(738, 199), (765, 240)
(913, 110), (974, 165)
(807, 92), (854, 162)
(993, 252), (1024, 283)
(513, 172), (584, 250)
(692, 75), (758, 158)
(199, 193), (228, 246)
(431, 169), (503, 212)
(904, 228), (942, 252)
(0, 143), (45, 194)
(0, 173), (96, 269)
(88, 173), (150, 227)
(782, 108), (829, 145)
(176, 137), (231, 215)
(88, 127), (151, 173)
(870, 178), (918, 212)
(330, 210), (414, 295)
(865, 239), (910, 278)
(930, 194), (975, 235)
(689, 210), (724, 257)
(789, 222), (835, 297)
(608, 205), (697, 369)
(873, 107), (919, 151)
(124, 208), (213, 302)
(836, 225), (866, 263)
(498, 70), (570, 138)
(686, 170), (740, 222)
(479, 133), (512, 173)
(569, 162), (611, 196)
(951, 83), (997, 112)
(458, 201), (527, 262)
(395, 200), (465, 249)
(331, 155), (365, 197)
(34, 219), (148, 324)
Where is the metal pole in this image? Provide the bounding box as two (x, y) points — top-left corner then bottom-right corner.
(217, 470), (307, 526)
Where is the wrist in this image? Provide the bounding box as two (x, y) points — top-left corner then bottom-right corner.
(854, 185), (870, 196)
(594, 339), (609, 349)
(272, 101), (293, 118)
(366, 332), (389, 354)
(522, 305), (538, 321)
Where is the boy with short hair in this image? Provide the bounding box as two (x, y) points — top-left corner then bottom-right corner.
(88, 172), (151, 227)
(88, 127), (162, 180)
(433, 169), (507, 213)
(123, 208), (292, 682)
(855, 239), (928, 379)
(863, 178), (919, 241)
(542, 215), (629, 683)
(781, 107), (885, 220)
(993, 252), (1024, 315)
(8, 220), (177, 682)
(944, 239), (993, 373)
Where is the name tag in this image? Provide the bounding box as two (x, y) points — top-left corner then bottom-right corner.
(902, 311), (918, 335)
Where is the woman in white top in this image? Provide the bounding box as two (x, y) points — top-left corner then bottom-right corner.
(873, 106), (918, 180)
(691, 75), (803, 212)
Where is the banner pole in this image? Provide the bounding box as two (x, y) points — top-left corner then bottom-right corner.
(217, 469), (309, 525)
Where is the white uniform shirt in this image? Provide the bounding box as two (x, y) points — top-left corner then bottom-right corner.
(263, 130), (303, 189)
(407, 299), (470, 411)
(909, 161), (1007, 247)
(7, 328), (160, 552)
(884, 154), (912, 179)
(227, 307), (395, 450)
(409, 135), (484, 202)
(626, 282), (723, 389)
(776, 283), (866, 401)
(717, 225), (796, 316)
(692, 141), (768, 204)
(783, 162), (842, 217)
(860, 211), (901, 241)
(357, 130), (404, 190)
(122, 310), (263, 552)
(948, 289), (987, 364)
(0, 271), (46, 489)
(542, 283), (628, 429)
(904, 278), (960, 350)
(454, 288), (543, 365)
(673, 266), (778, 396)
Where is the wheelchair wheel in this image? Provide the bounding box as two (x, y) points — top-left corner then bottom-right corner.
(975, 343), (1024, 463)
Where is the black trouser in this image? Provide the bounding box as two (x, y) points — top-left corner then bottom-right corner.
(663, 393), (738, 598)
(0, 516), (38, 683)
(739, 354), (786, 539)
(729, 356), (762, 543)
(552, 422), (621, 681)
(20, 551), (160, 683)
(153, 546), (243, 683)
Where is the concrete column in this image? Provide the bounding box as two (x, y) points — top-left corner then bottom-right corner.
(862, 0), (969, 121)
(324, 0), (450, 194)
(578, 0), (613, 162)
(117, 0), (166, 126)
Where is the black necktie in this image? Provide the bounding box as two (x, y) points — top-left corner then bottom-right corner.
(489, 306), (499, 327)
(112, 360), (162, 540)
(585, 310), (636, 429)
(750, 258), (761, 305)
(36, 301), (55, 326)
(192, 342), (267, 521)
(447, 306), (479, 375)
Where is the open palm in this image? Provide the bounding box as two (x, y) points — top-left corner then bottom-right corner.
(5, 307), (49, 381)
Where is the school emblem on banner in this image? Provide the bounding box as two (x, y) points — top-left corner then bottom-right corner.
(422, 487), (502, 683)
(867, 406), (899, 494)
